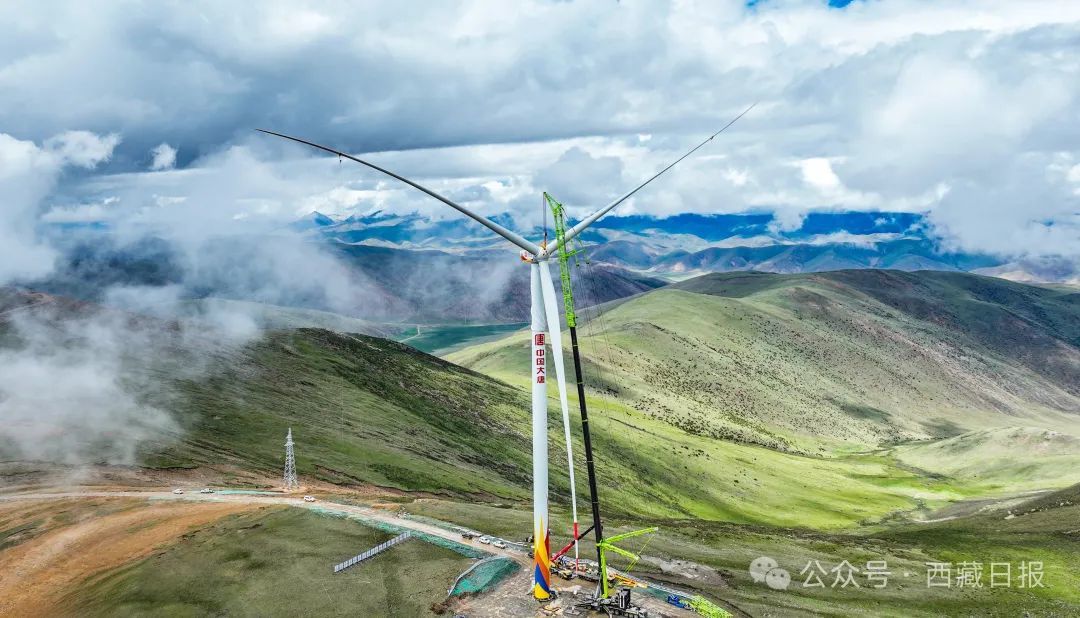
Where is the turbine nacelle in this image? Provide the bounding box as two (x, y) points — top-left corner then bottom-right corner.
(522, 245), (554, 263)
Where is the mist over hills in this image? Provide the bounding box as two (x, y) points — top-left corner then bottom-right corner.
(20, 208), (1077, 332)
(25, 229), (663, 324)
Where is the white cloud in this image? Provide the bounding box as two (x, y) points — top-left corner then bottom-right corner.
(149, 142), (177, 170)
(769, 208), (809, 234)
(0, 1), (1077, 257)
(723, 168), (750, 187)
(44, 131), (121, 168)
(0, 309), (180, 465)
(799, 157), (841, 191)
(708, 231), (904, 250)
(0, 131), (118, 283)
(533, 146), (624, 208)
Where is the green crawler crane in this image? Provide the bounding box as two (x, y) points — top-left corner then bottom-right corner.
(547, 192), (657, 596)
(548, 193), (732, 618)
(545, 192), (605, 576)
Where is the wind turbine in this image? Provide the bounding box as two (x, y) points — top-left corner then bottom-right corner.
(258, 103), (753, 600)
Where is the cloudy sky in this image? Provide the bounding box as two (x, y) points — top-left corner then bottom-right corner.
(2, 0), (1079, 266)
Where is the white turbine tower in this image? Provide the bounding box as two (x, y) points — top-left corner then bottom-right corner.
(258, 104), (752, 599)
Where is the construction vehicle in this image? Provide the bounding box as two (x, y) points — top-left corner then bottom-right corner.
(546, 193), (656, 617)
(547, 192), (607, 584)
(549, 523), (595, 579)
(553, 562), (577, 580)
(666, 594), (691, 610)
(574, 526), (658, 616)
(596, 527), (658, 598)
(577, 587), (649, 618)
(559, 556), (600, 582)
(610, 572), (647, 589)
(576, 568), (600, 583)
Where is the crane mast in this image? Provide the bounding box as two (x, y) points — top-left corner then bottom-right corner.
(546, 192), (604, 579)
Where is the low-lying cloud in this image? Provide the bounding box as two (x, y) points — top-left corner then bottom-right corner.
(0, 131), (412, 467)
(0, 308), (178, 465)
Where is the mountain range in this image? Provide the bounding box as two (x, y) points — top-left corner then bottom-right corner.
(23, 209), (1078, 329)
(295, 209), (1078, 283)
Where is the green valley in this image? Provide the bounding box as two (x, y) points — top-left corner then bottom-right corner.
(2, 270), (1078, 617)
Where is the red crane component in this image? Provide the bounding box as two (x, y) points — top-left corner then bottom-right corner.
(551, 524), (595, 563)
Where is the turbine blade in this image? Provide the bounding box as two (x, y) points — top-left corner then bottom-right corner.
(257, 129), (542, 255)
(550, 102), (756, 254)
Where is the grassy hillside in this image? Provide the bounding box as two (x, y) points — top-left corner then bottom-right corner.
(892, 427), (1080, 492)
(5, 274), (1077, 529)
(63, 507), (471, 617)
(146, 328), (978, 529)
(149, 329), (537, 500)
(406, 486), (1080, 617)
(449, 270), (1080, 452)
(0, 288), (981, 528)
(5, 274), (1080, 616)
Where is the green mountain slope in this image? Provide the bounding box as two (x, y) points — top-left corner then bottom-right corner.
(6, 277), (1079, 617)
(4, 273), (1078, 531)
(892, 427), (1080, 491)
(154, 328), (970, 528)
(0, 288), (977, 528)
(448, 270), (1080, 452)
(151, 329), (537, 499)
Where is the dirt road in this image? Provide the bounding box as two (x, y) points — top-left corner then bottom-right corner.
(0, 490), (725, 617)
(0, 498), (257, 617)
(0, 490), (526, 564)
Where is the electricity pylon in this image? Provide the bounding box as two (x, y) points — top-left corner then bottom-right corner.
(284, 427), (299, 491)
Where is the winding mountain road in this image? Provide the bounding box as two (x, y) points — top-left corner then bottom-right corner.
(0, 490), (527, 564)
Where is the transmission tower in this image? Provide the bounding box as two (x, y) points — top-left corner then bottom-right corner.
(283, 427), (299, 491)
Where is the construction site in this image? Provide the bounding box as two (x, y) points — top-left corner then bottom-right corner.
(0, 120), (751, 618)
(247, 120), (753, 617)
(6, 3), (1080, 617)
(5, 101), (1080, 616)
